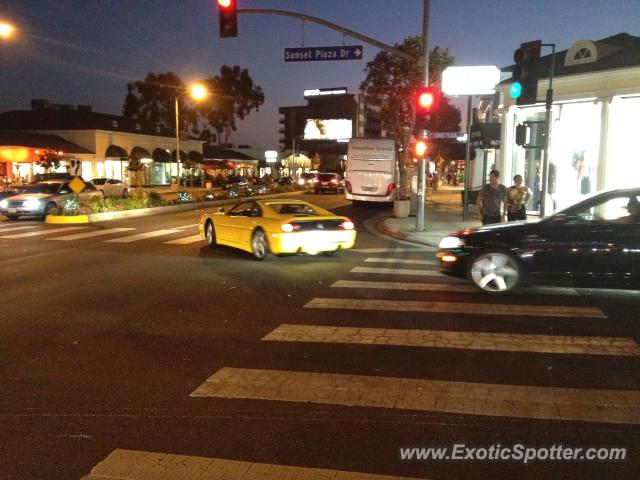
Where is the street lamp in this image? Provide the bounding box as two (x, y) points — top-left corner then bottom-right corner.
(0, 21), (16, 40)
(175, 82), (208, 188)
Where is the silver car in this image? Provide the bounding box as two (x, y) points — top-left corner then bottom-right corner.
(0, 180), (102, 220)
(91, 178), (129, 198)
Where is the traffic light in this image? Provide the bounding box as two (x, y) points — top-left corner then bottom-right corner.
(511, 40), (541, 105)
(414, 139), (428, 159)
(413, 86), (440, 132)
(218, 0), (237, 38)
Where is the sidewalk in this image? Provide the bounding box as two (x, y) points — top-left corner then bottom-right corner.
(381, 184), (481, 247)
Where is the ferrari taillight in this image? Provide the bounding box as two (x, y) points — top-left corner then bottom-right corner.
(339, 219), (355, 230)
(281, 223), (301, 233)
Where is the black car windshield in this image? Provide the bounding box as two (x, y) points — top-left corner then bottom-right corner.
(19, 183), (62, 194)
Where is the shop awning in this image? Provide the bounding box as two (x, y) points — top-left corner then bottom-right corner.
(130, 146), (152, 161)
(188, 150), (204, 163)
(171, 149), (188, 162)
(0, 132), (94, 162)
(152, 148), (172, 163)
(105, 144), (128, 158)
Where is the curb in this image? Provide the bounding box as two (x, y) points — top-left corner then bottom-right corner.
(45, 214), (89, 224)
(85, 191), (303, 223)
(375, 217), (440, 248)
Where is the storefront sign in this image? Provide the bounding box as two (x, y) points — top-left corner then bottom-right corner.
(442, 66), (501, 96)
(470, 123), (501, 149)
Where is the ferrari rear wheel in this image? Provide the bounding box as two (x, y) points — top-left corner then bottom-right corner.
(205, 220), (217, 248)
(251, 229), (269, 260)
(469, 251), (521, 294)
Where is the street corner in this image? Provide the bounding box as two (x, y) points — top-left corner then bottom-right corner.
(376, 215), (442, 248)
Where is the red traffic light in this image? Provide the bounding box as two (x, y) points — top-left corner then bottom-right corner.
(414, 86), (440, 132)
(418, 91), (435, 110)
(218, 0), (237, 38)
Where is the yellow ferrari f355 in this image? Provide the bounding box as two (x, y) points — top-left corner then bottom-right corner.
(199, 198), (357, 260)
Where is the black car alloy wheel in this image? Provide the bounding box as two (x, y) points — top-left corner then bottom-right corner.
(470, 251), (521, 293)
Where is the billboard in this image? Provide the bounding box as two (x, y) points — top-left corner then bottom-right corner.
(304, 119), (352, 141)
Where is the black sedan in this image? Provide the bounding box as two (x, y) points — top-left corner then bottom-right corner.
(437, 188), (640, 294)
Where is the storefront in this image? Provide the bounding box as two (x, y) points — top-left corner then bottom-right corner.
(497, 34), (640, 214)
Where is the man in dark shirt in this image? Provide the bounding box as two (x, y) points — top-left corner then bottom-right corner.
(476, 169), (508, 225)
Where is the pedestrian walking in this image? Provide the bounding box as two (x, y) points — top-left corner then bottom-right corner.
(507, 174), (532, 221)
(476, 169), (507, 225)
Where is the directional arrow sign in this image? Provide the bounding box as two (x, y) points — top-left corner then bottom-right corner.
(284, 45), (364, 63)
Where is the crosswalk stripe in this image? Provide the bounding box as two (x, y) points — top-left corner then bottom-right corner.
(365, 257), (437, 265)
(48, 227), (135, 241)
(350, 247), (435, 253)
(0, 226), (88, 239)
(263, 324), (639, 356)
(163, 234), (203, 245)
(304, 297), (606, 318)
(191, 367), (640, 424)
(351, 266), (441, 276)
(82, 448), (422, 480)
(104, 229), (182, 243)
(330, 280), (579, 296)
(0, 225), (41, 233)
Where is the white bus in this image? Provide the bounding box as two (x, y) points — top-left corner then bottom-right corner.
(344, 138), (396, 204)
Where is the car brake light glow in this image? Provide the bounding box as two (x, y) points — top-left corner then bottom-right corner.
(345, 180), (352, 194)
(441, 255), (457, 262)
(281, 223), (301, 233)
(340, 220), (355, 230)
(330, 179), (337, 184)
(386, 183), (395, 196)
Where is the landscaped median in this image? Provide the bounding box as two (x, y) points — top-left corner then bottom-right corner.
(44, 186), (305, 224)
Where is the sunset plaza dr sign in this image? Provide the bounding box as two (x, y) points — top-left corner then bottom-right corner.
(284, 45), (363, 62)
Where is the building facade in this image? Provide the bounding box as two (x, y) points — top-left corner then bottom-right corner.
(496, 33), (640, 214)
(0, 100), (203, 186)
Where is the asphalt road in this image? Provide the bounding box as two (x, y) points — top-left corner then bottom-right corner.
(0, 192), (638, 480)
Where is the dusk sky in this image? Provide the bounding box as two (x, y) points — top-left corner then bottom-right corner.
(1, 0), (639, 148)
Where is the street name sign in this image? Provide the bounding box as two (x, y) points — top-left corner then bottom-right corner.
(284, 45), (363, 63)
(426, 132), (465, 139)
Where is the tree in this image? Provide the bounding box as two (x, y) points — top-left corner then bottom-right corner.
(197, 65), (265, 146)
(36, 150), (61, 172)
(360, 37), (461, 197)
(122, 72), (194, 135)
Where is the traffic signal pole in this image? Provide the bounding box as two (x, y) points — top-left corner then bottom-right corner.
(539, 43), (556, 218)
(415, 0), (430, 233)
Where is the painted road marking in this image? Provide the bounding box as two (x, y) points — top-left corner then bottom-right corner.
(172, 223), (199, 229)
(163, 234), (203, 245)
(263, 324), (640, 356)
(0, 226), (88, 239)
(351, 247), (435, 253)
(330, 280), (578, 296)
(0, 225), (41, 233)
(104, 229), (182, 243)
(351, 266), (442, 276)
(48, 227), (135, 241)
(304, 297), (606, 318)
(81, 448), (422, 480)
(191, 367), (640, 424)
(364, 257), (437, 266)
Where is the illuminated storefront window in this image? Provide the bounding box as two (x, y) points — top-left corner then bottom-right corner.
(606, 95), (640, 190)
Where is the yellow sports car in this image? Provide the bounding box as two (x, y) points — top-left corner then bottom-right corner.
(199, 198), (356, 260)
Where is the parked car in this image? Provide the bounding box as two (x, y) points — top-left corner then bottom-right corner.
(437, 188), (640, 293)
(298, 172), (317, 189)
(314, 172), (343, 194)
(0, 180), (102, 220)
(277, 176), (294, 186)
(199, 198), (356, 260)
(91, 178), (129, 198)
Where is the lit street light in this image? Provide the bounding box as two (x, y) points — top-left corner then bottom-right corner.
(175, 82), (208, 189)
(0, 21), (16, 40)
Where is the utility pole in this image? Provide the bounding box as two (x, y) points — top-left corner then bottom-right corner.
(415, 0), (430, 232)
(539, 43), (556, 218)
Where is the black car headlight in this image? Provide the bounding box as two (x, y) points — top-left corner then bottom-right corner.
(439, 236), (465, 249)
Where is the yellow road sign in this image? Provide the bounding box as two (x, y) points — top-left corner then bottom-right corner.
(68, 176), (85, 194)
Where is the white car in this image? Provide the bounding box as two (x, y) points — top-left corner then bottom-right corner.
(91, 178), (129, 198)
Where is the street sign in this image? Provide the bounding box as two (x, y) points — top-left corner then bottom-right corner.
(426, 132), (465, 139)
(68, 176), (85, 194)
(284, 45), (363, 63)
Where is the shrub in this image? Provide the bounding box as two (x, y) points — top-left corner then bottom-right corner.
(148, 191), (162, 207)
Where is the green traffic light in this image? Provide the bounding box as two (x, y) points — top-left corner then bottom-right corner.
(510, 82), (522, 99)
